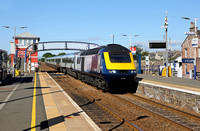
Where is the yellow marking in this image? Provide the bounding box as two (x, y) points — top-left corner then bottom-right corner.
(104, 52), (136, 70)
(31, 73), (37, 131)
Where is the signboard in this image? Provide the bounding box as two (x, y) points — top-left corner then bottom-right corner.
(182, 58), (194, 63)
(149, 40), (166, 49)
(192, 38), (198, 47)
(130, 47), (136, 54)
(185, 32), (195, 35)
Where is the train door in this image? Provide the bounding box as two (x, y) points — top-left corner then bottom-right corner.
(81, 57), (84, 72)
(74, 55), (77, 69)
(97, 55), (101, 73)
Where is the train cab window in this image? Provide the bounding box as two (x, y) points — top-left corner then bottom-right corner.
(100, 54), (105, 65)
(109, 52), (131, 63)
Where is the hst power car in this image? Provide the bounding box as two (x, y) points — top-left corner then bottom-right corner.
(46, 44), (137, 91)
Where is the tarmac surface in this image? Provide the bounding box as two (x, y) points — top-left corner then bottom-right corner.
(0, 72), (100, 131)
(0, 73), (48, 131)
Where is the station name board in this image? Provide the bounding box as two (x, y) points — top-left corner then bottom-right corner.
(182, 58), (194, 63)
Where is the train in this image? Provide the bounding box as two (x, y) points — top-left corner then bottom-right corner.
(46, 44), (137, 92)
(0, 49), (9, 84)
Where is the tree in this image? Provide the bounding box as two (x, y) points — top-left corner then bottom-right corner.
(132, 45), (149, 60)
(42, 52), (55, 58)
(57, 53), (66, 56)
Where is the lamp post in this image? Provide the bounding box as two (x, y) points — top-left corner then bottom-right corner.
(181, 17), (199, 80)
(161, 11), (168, 77)
(122, 34), (139, 48)
(2, 26), (27, 77)
(110, 34), (115, 44)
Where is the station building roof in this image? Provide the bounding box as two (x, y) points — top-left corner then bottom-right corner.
(15, 32), (40, 40)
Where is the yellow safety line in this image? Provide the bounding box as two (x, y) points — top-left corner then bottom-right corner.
(31, 73), (37, 131)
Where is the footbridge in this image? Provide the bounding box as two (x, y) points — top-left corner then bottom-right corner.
(24, 41), (100, 71)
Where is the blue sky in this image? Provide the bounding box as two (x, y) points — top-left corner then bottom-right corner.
(1, 0), (200, 56)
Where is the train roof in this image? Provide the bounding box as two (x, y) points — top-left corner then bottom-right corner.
(80, 46), (106, 56)
(80, 44), (130, 56)
(46, 52), (79, 59)
(0, 49), (7, 53)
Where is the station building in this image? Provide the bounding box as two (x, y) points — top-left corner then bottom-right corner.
(10, 32), (40, 71)
(181, 22), (200, 79)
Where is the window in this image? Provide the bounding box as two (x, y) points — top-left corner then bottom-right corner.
(77, 57), (81, 64)
(185, 48), (187, 58)
(18, 39), (23, 45)
(109, 52), (131, 63)
(24, 39), (27, 46)
(199, 48), (200, 58)
(185, 64), (187, 74)
(27, 39), (32, 46)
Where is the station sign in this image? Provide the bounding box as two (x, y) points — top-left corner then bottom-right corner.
(185, 32), (195, 35)
(130, 47), (136, 54)
(182, 58), (194, 63)
(192, 38), (198, 47)
(149, 40), (166, 49)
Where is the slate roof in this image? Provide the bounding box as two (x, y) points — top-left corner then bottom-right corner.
(15, 32), (40, 39)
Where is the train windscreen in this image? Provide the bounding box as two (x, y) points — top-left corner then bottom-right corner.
(109, 52), (131, 63)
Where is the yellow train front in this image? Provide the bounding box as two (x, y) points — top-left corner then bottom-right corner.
(98, 44), (137, 90)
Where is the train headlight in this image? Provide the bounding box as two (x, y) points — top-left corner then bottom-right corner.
(131, 70), (136, 73)
(109, 70), (116, 73)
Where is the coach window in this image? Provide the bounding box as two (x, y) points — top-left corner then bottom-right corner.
(77, 57), (81, 64)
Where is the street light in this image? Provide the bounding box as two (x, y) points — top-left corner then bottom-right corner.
(110, 34), (115, 44)
(181, 17), (199, 80)
(122, 34), (139, 48)
(2, 26), (27, 77)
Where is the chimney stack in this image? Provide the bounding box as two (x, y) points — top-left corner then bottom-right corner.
(190, 22), (198, 32)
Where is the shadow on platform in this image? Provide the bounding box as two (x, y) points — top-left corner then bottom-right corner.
(23, 111), (83, 131)
(0, 90), (63, 104)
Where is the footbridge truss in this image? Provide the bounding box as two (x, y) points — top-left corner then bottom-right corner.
(24, 41), (100, 71)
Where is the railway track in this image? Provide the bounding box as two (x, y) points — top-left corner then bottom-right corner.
(113, 93), (200, 130)
(41, 63), (200, 130)
(50, 73), (141, 131)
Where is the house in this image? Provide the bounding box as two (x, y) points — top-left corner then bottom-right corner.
(181, 22), (200, 79)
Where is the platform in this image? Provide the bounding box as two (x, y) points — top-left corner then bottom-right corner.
(39, 72), (100, 130)
(0, 72), (101, 131)
(136, 74), (200, 113)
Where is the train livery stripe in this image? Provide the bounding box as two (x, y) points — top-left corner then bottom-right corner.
(31, 73), (37, 131)
(104, 52), (136, 70)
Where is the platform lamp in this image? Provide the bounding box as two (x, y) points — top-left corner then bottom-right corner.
(122, 34), (139, 48)
(181, 17), (199, 80)
(110, 34), (115, 44)
(2, 26), (27, 77)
